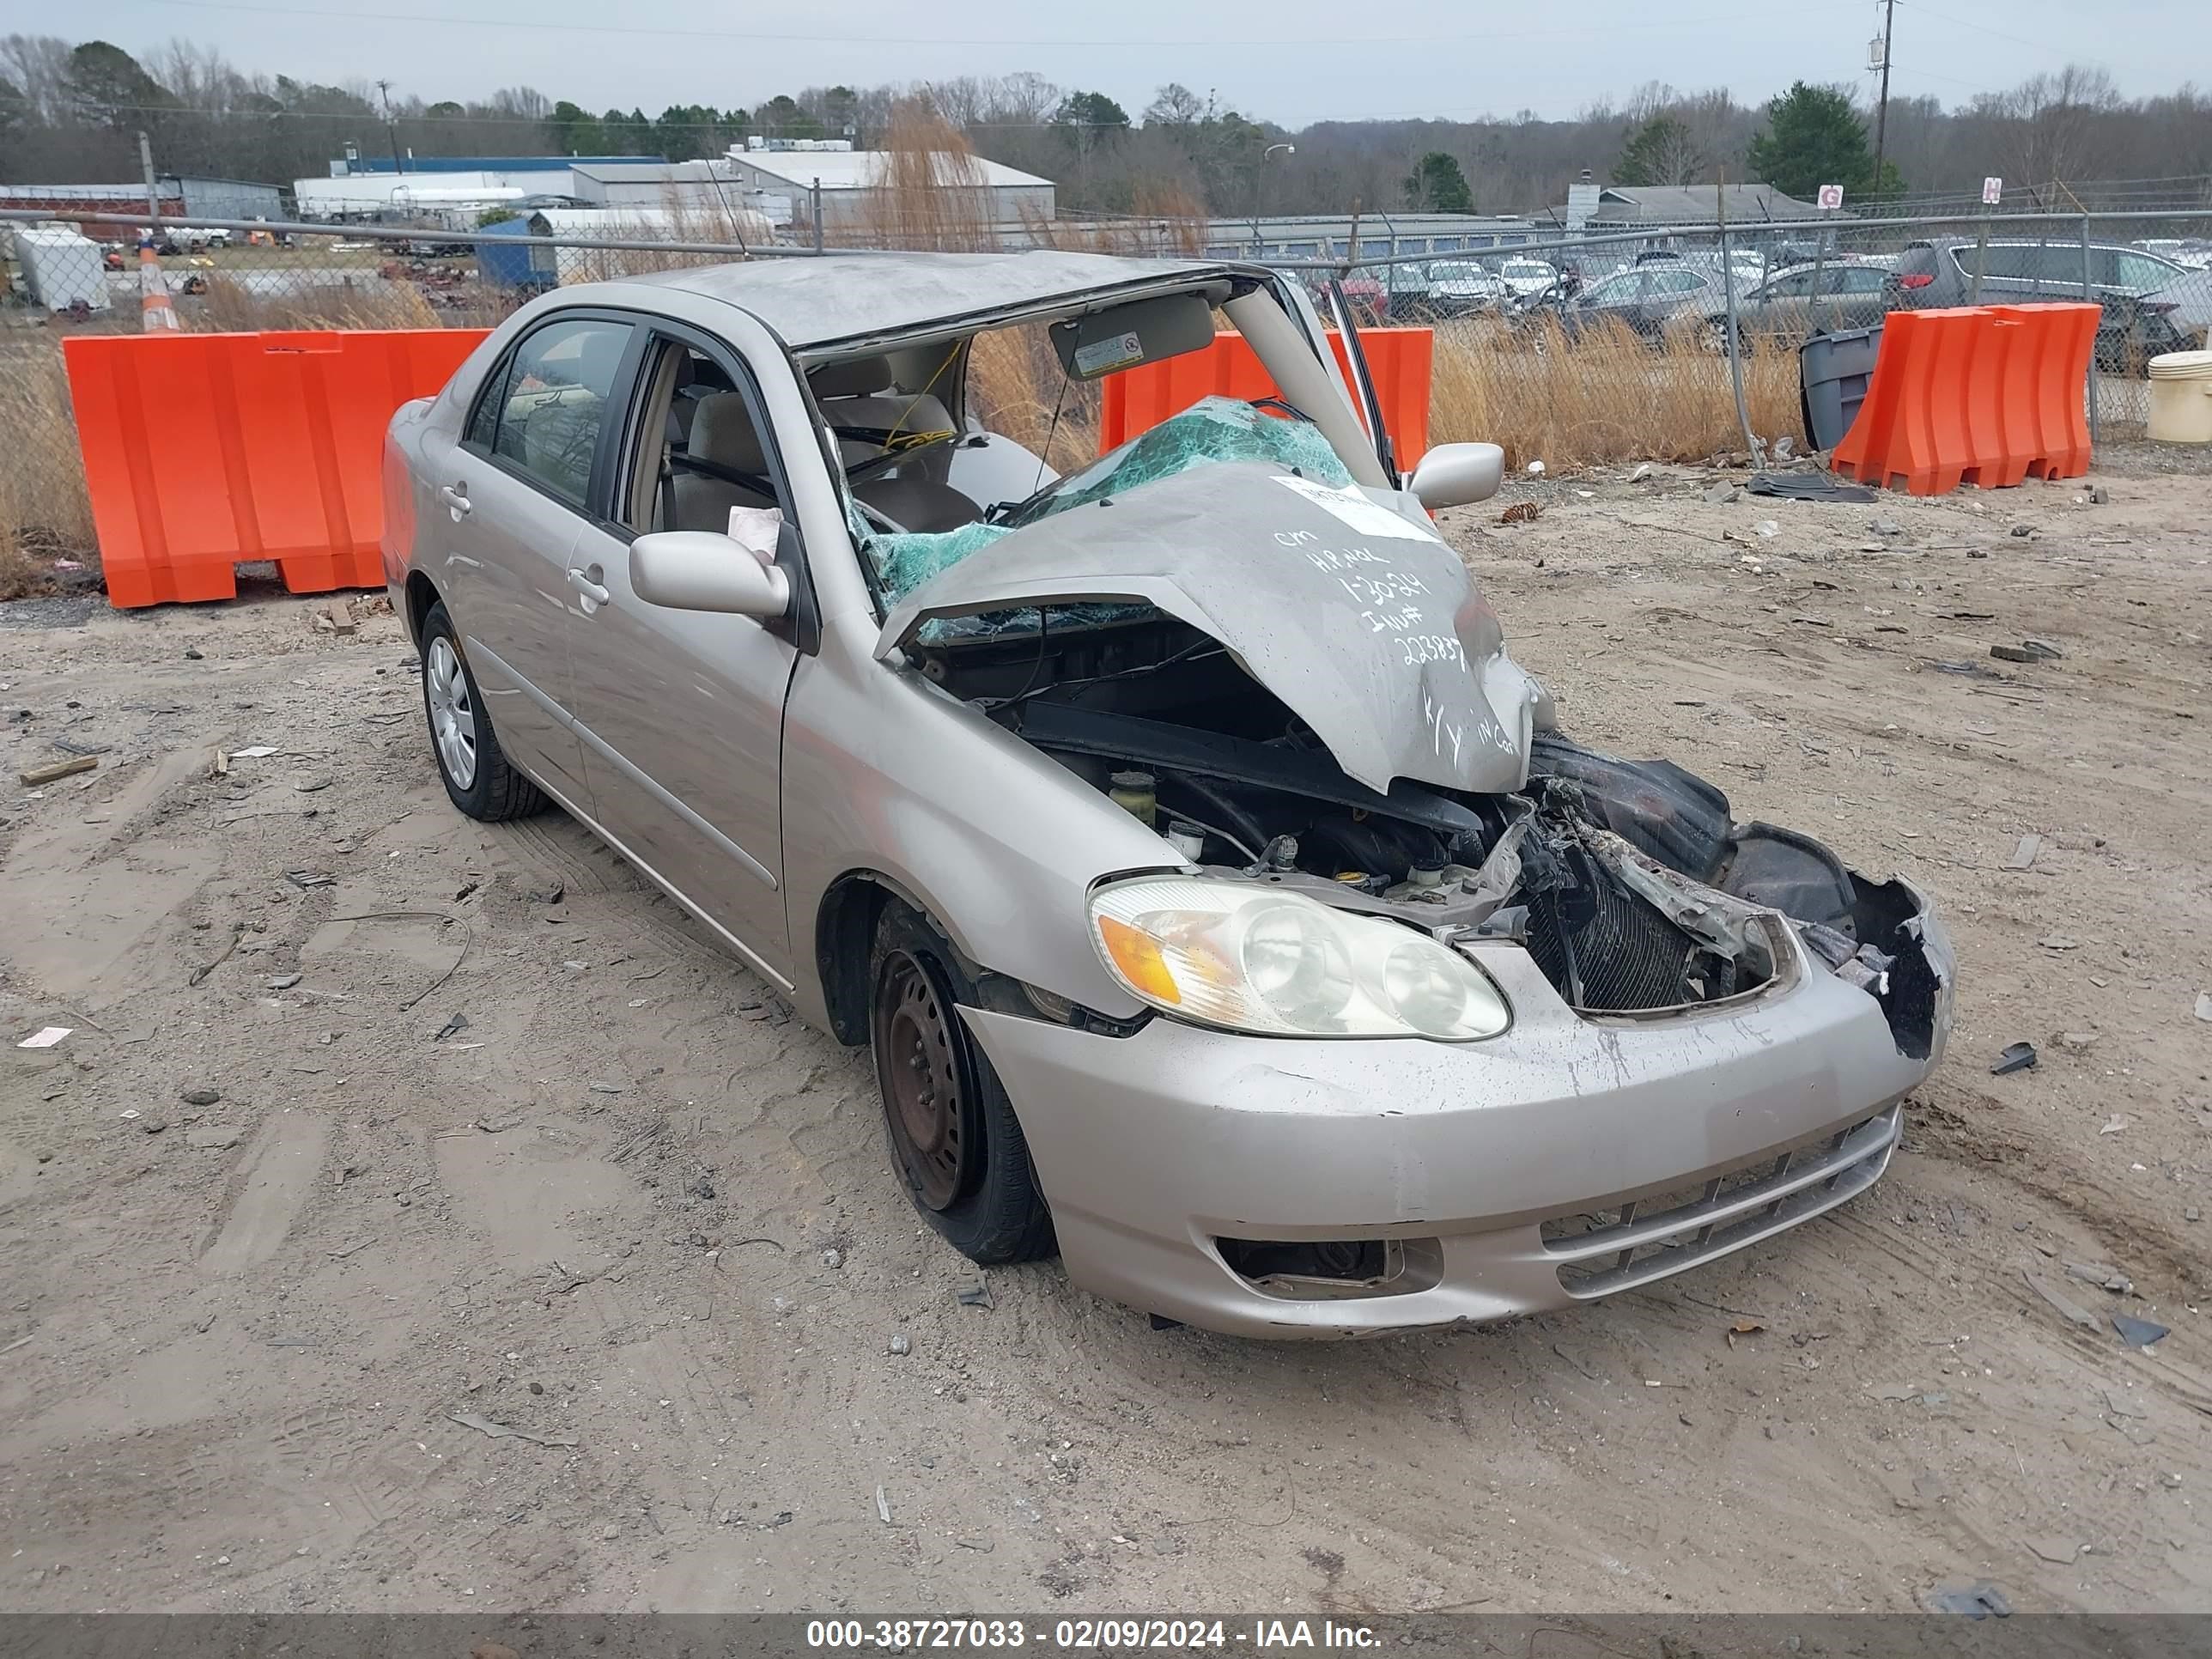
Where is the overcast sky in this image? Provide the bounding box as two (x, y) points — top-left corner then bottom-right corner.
(69, 0), (2207, 123)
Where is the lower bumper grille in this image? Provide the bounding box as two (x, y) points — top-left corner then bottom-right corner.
(1540, 1107), (1900, 1298)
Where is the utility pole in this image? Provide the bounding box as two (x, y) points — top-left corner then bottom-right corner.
(1872, 0), (1897, 191)
(376, 79), (404, 174)
(137, 130), (161, 240)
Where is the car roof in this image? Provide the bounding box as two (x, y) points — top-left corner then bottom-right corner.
(620, 249), (1237, 351)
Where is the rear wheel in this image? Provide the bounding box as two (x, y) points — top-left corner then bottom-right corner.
(867, 902), (1054, 1265)
(419, 600), (544, 821)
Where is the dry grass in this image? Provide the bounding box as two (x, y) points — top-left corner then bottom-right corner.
(195, 274), (454, 332)
(0, 339), (96, 592)
(1430, 314), (1808, 470)
(965, 324), (1101, 472)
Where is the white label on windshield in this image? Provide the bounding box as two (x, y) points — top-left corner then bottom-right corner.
(1074, 330), (1144, 375)
(1272, 474), (1433, 540)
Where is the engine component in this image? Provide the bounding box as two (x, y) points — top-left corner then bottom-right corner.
(1109, 769), (1158, 827)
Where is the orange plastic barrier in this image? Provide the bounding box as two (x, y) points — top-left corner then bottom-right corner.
(1830, 302), (2096, 495)
(64, 327), (489, 608)
(1097, 329), (1433, 466)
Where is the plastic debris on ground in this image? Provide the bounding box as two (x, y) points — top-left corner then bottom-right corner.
(867, 396), (1356, 641)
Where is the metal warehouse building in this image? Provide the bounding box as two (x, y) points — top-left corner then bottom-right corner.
(0, 175), (283, 222)
(720, 140), (1054, 238)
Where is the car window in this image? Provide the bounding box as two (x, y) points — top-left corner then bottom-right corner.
(2109, 250), (2177, 289)
(627, 337), (790, 537)
(1583, 273), (1638, 304)
(487, 317), (635, 509)
(1649, 268), (1705, 295)
(464, 352), (511, 451)
(1764, 270), (1811, 298)
(1838, 267), (1888, 294)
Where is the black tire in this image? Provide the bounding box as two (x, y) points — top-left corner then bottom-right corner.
(418, 599), (545, 822)
(867, 902), (1054, 1265)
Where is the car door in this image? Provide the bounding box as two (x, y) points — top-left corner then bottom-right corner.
(561, 318), (814, 986)
(429, 311), (639, 805)
(1750, 269), (1811, 338)
(1830, 266), (1893, 329)
(1639, 266), (1706, 334)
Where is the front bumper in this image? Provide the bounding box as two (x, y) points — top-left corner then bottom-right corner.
(965, 917), (1950, 1338)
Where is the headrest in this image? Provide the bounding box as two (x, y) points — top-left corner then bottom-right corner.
(689, 392), (767, 475)
(574, 328), (626, 391)
(808, 355), (895, 399)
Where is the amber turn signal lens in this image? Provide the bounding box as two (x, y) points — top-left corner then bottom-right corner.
(1096, 914), (1182, 1006)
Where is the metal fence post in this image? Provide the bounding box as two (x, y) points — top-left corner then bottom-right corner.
(811, 179), (824, 252)
(1715, 184), (1760, 464)
(2080, 212), (2100, 447)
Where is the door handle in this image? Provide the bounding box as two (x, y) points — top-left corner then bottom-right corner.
(568, 567), (611, 608)
(438, 483), (471, 520)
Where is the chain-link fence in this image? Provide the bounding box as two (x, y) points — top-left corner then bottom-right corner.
(4, 205), (2209, 575)
(1285, 210), (2212, 468)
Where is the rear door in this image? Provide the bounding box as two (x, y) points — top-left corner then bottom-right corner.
(427, 311), (639, 806)
(560, 317), (817, 987)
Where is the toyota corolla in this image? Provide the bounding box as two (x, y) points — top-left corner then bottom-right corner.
(384, 249), (1952, 1337)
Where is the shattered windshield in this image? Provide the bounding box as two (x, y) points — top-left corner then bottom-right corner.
(869, 395), (1354, 613)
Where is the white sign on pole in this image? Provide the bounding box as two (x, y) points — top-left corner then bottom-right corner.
(1982, 177), (2003, 205)
(1816, 184), (1844, 211)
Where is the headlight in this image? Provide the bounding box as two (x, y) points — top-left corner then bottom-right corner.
(1087, 877), (1510, 1042)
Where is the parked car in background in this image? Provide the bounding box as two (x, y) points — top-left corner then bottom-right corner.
(383, 249), (1950, 1337)
(1534, 257), (1747, 345)
(1496, 257), (1559, 302)
(1323, 269), (1390, 321)
(2135, 238), (2211, 270)
(1887, 237), (2210, 368)
(1700, 259), (1893, 351)
(1420, 260), (1512, 318)
(1376, 260), (1437, 316)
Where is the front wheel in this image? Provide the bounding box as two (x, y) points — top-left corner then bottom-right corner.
(868, 902), (1054, 1265)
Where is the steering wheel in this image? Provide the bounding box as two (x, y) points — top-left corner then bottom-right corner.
(854, 497), (911, 535)
(844, 430), (957, 483)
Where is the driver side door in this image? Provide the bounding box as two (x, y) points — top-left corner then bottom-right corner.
(562, 319), (817, 988)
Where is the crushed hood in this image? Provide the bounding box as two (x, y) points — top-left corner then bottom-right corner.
(875, 460), (1542, 794)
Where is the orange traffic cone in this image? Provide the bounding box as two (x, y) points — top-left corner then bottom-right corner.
(138, 243), (179, 332)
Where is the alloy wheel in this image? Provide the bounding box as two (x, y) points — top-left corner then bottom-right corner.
(425, 636), (478, 790)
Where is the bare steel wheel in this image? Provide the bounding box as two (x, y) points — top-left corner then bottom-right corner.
(872, 946), (969, 1212)
(865, 901), (1054, 1264)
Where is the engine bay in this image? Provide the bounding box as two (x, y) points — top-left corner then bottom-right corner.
(918, 611), (1941, 1054)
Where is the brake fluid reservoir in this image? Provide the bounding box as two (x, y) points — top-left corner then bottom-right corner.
(1109, 769), (1158, 828)
(1165, 820), (1206, 862)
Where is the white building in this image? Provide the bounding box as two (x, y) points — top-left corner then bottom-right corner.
(720, 140), (1054, 238)
(568, 159), (769, 214)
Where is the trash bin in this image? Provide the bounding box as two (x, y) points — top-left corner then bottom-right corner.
(1800, 325), (1883, 454)
(2147, 349), (2212, 445)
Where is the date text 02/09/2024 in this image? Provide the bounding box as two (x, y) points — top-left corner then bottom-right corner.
(804, 1618), (1385, 1650)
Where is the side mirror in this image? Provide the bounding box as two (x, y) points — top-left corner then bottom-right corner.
(629, 530), (792, 619)
(1407, 442), (1504, 511)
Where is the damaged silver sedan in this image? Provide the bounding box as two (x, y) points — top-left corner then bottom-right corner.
(383, 249), (1952, 1337)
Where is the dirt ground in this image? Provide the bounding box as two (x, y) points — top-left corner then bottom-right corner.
(2, 449), (2208, 1618)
